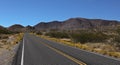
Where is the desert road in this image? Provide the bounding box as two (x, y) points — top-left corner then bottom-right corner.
(13, 33), (120, 65)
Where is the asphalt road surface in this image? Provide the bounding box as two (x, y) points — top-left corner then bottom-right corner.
(13, 33), (120, 65)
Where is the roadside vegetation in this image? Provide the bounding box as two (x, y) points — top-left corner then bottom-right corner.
(0, 33), (23, 50)
(0, 29), (23, 65)
(44, 31), (108, 43)
(0, 29), (12, 34)
(35, 29), (120, 59)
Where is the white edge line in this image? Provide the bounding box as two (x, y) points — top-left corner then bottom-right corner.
(21, 38), (24, 65)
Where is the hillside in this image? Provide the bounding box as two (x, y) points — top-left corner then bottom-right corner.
(8, 24), (25, 33)
(34, 18), (120, 31)
(0, 25), (12, 34)
(34, 21), (62, 31)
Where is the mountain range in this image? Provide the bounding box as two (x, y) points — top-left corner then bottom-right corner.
(33, 18), (120, 31)
(0, 17), (120, 32)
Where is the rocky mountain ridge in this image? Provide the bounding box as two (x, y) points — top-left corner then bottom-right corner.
(34, 18), (120, 31)
(0, 17), (120, 32)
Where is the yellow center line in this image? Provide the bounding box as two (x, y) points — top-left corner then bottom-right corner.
(42, 43), (87, 65)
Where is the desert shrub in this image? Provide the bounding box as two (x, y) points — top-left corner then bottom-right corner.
(114, 36), (120, 43)
(113, 36), (120, 50)
(0, 29), (13, 34)
(70, 32), (108, 43)
(45, 31), (108, 43)
(0, 29), (8, 34)
(36, 31), (42, 35)
(116, 26), (120, 35)
(45, 32), (69, 38)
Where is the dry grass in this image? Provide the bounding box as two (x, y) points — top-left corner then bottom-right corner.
(0, 33), (23, 50)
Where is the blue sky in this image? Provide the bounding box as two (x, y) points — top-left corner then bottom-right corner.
(0, 0), (120, 27)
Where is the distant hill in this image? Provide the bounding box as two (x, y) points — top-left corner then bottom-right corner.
(8, 24), (25, 32)
(34, 21), (62, 31)
(0, 25), (5, 30)
(24, 25), (35, 32)
(0, 25), (12, 34)
(34, 18), (120, 31)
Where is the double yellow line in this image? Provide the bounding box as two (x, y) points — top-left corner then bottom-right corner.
(43, 43), (87, 65)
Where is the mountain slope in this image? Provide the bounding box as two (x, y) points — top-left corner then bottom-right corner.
(34, 18), (120, 31)
(0, 25), (12, 34)
(34, 21), (62, 31)
(8, 24), (25, 32)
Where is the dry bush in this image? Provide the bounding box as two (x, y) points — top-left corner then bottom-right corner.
(70, 32), (108, 43)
